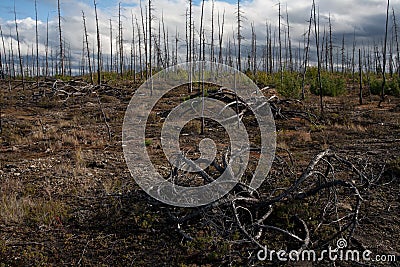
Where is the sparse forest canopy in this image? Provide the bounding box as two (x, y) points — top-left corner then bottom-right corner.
(0, 0), (399, 88)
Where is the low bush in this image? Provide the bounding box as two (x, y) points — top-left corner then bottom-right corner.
(369, 77), (400, 96)
(310, 73), (346, 97)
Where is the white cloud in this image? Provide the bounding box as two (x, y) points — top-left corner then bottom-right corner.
(1, 0), (400, 73)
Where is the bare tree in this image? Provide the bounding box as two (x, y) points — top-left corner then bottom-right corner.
(162, 13), (168, 68)
(34, 0), (39, 81)
(301, 5), (313, 100)
(109, 19), (113, 73)
(268, 23), (273, 74)
(131, 12), (136, 81)
(58, 0), (64, 76)
(218, 10), (225, 64)
(94, 0), (101, 85)
(140, 0), (147, 77)
(380, 0), (390, 106)
(286, 4), (293, 72)
(174, 27), (178, 65)
(82, 11), (93, 84)
(185, 8), (189, 63)
(0, 25), (7, 79)
(313, 0), (323, 114)
(188, 0), (193, 93)
(199, 0), (205, 62)
(135, 16), (143, 79)
(328, 14), (334, 73)
(0, 35), (2, 79)
(389, 24), (394, 78)
(118, 3), (124, 77)
(278, 2), (283, 84)
(210, 0), (215, 63)
(148, 0), (152, 80)
(45, 15), (49, 77)
(236, 0), (243, 71)
(251, 23), (257, 76)
(359, 48), (363, 105)
(14, 3), (24, 89)
(10, 30), (16, 79)
(393, 8), (399, 76)
(352, 29), (356, 87)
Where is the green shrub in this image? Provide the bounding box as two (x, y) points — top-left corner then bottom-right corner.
(254, 71), (301, 98)
(277, 71), (301, 98)
(310, 73), (346, 97)
(369, 77), (400, 96)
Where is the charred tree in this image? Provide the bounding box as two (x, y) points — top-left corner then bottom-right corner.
(380, 0), (390, 106)
(237, 0), (243, 71)
(301, 5), (313, 100)
(359, 48), (363, 105)
(313, 0), (323, 114)
(35, 0), (39, 81)
(14, 3), (24, 89)
(82, 11), (93, 84)
(57, 0), (64, 76)
(94, 0), (101, 85)
(218, 10), (225, 64)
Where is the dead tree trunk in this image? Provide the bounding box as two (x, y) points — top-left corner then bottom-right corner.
(45, 16), (49, 77)
(140, 0), (147, 78)
(148, 0), (152, 80)
(57, 0), (64, 76)
(278, 2), (282, 83)
(162, 13), (168, 68)
(359, 48), (363, 105)
(35, 0), (39, 81)
(380, 0), (390, 106)
(329, 14), (334, 73)
(352, 30), (356, 88)
(251, 23), (257, 76)
(342, 35), (345, 74)
(268, 24), (273, 74)
(210, 0), (215, 63)
(237, 0), (242, 71)
(188, 0), (193, 93)
(118, 3), (124, 77)
(131, 12), (136, 81)
(10, 34), (16, 79)
(199, 0), (205, 63)
(135, 16), (143, 79)
(313, 0), (323, 114)
(393, 8), (400, 77)
(0, 31), (2, 78)
(286, 5), (293, 72)
(94, 0), (101, 85)
(0, 25), (8, 79)
(148, 0), (153, 96)
(175, 27), (178, 65)
(82, 11), (93, 84)
(218, 10), (225, 64)
(301, 5), (313, 100)
(109, 19), (113, 73)
(14, 3), (24, 89)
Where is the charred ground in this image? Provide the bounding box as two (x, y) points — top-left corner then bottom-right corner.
(0, 78), (399, 266)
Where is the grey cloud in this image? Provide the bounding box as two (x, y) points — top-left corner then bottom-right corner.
(1, 0), (400, 72)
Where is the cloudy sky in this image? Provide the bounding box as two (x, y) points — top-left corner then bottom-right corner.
(0, 0), (399, 71)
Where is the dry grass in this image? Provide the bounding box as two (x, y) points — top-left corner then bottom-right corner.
(0, 82), (399, 266)
(278, 129), (312, 144)
(0, 177), (68, 226)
